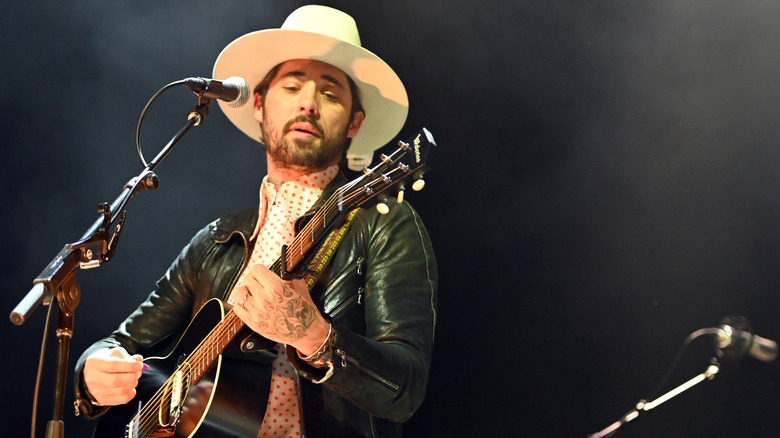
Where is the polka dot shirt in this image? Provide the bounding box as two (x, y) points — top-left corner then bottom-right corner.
(230, 165), (338, 438)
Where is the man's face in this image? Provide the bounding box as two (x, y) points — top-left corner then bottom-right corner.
(254, 59), (364, 170)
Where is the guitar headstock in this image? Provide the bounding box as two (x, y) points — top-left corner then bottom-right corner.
(339, 127), (436, 214)
(278, 128), (435, 279)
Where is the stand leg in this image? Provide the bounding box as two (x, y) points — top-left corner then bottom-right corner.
(45, 274), (79, 438)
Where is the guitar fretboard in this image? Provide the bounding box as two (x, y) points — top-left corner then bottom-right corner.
(189, 309), (245, 382)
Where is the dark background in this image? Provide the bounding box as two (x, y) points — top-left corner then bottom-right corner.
(3, 1), (780, 437)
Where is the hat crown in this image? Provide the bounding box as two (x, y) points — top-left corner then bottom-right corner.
(281, 5), (361, 47)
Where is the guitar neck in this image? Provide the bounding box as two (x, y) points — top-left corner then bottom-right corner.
(187, 127), (435, 381)
(274, 189), (349, 278)
(189, 309), (245, 382)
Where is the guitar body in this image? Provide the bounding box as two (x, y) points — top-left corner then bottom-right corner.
(93, 299), (274, 438)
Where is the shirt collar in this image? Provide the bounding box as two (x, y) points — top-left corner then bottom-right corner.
(251, 165), (340, 240)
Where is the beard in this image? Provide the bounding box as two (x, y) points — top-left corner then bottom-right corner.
(261, 114), (349, 171)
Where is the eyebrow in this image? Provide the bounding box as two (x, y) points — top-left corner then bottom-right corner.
(279, 70), (347, 91)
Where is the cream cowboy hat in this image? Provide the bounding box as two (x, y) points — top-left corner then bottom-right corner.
(213, 5), (409, 169)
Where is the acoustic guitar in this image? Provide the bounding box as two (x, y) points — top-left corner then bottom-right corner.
(92, 128), (435, 437)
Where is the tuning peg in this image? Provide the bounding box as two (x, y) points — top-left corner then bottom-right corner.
(376, 195), (390, 215)
(412, 176), (426, 191)
(397, 187), (405, 204)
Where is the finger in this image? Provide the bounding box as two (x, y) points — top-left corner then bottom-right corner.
(248, 263), (272, 278)
(230, 285), (245, 301)
(86, 374), (141, 406)
(246, 264), (285, 294)
(103, 348), (144, 369)
(95, 388), (137, 406)
(86, 351), (142, 374)
(289, 278), (312, 299)
(232, 300), (249, 320)
(84, 371), (142, 396)
(242, 272), (263, 295)
(88, 379), (139, 397)
(97, 356), (144, 374)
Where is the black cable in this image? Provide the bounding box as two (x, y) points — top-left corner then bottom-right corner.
(30, 299), (55, 438)
(647, 327), (721, 401)
(135, 80), (186, 168)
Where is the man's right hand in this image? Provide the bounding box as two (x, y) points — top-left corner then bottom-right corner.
(83, 347), (144, 406)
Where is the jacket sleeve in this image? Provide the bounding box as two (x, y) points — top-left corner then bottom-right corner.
(73, 223), (216, 419)
(290, 201), (438, 422)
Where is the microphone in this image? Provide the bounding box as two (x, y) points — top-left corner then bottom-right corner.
(715, 316), (778, 362)
(183, 76), (249, 108)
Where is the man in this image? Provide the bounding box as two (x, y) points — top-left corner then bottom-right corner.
(74, 5), (437, 438)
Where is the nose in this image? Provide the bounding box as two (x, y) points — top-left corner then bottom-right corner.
(296, 82), (320, 117)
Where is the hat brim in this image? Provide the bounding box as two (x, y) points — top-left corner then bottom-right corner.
(213, 29), (409, 159)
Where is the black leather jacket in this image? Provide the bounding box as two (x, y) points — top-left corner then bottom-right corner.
(74, 173), (438, 437)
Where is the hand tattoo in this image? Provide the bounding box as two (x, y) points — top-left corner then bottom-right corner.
(261, 285), (316, 342)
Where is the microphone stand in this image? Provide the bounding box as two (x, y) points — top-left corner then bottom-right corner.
(587, 358), (721, 438)
(10, 100), (212, 438)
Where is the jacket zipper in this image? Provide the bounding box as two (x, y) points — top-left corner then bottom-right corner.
(326, 256), (364, 292)
(334, 348), (400, 393)
(324, 256), (365, 319)
(329, 254), (400, 392)
(329, 293), (358, 321)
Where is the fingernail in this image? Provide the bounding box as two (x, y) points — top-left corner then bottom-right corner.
(142, 363), (149, 371)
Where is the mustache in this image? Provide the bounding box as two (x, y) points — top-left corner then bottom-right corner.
(284, 115), (324, 136)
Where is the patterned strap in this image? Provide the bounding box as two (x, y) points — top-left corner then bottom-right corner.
(304, 209), (359, 290)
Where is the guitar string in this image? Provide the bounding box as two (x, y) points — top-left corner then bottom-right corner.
(283, 169), (398, 265)
(285, 149), (415, 261)
(130, 309), (244, 437)
(283, 144), (411, 270)
(127, 156), (410, 435)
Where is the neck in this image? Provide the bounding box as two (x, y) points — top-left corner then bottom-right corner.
(265, 153), (339, 187)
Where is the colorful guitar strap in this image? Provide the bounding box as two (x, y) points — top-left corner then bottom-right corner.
(303, 208), (359, 290)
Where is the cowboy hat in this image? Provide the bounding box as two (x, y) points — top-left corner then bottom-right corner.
(212, 5), (409, 169)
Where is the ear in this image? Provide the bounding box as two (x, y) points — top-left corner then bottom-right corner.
(252, 92), (264, 123)
(347, 110), (365, 138)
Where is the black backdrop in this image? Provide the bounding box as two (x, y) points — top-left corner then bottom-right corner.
(3, 1), (780, 437)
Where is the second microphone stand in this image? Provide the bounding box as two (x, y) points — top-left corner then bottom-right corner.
(588, 358), (721, 438)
